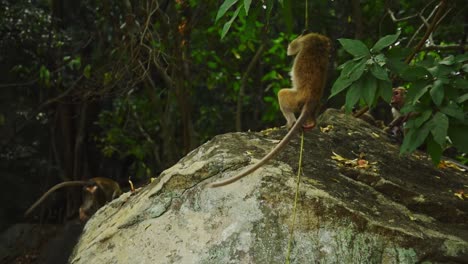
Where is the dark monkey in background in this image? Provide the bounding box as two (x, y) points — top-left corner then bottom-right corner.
(25, 177), (122, 221)
(210, 33), (331, 188)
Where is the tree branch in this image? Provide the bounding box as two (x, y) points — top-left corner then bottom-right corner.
(406, 0), (447, 63)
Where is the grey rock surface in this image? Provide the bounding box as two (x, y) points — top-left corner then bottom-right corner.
(70, 109), (468, 264)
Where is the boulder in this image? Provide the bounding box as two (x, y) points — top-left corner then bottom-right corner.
(70, 109), (468, 263)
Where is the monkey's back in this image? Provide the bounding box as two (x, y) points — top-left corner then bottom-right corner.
(90, 177), (122, 200)
(293, 33), (330, 101)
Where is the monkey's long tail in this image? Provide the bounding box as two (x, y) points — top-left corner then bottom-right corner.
(209, 105), (309, 188)
(24, 181), (89, 217)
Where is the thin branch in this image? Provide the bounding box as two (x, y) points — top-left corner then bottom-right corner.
(0, 79), (38, 88)
(407, 1), (444, 48)
(405, 0), (447, 64)
(355, 1), (450, 119)
(153, 57), (173, 88)
(386, 9), (418, 22)
(140, 0), (159, 45)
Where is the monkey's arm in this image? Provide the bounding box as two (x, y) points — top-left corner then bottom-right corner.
(387, 115), (405, 129)
(209, 105), (308, 188)
(24, 181), (89, 217)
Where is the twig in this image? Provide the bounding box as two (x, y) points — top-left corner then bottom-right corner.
(405, 0), (447, 64)
(386, 9), (418, 22)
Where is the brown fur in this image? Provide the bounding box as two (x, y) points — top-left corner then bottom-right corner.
(385, 87), (408, 138)
(209, 33), (330, 188)
(390, 87), (406, 111)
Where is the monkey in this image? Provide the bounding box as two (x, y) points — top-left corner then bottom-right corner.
(390, 87), (406, 118)
(24, 177), (122, 221)
(384, 87), (408, 138)
(209, 33), (331, 188)
(78, 178), (122, 221)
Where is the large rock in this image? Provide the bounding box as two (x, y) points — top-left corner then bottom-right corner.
(70, 109), (468, 263)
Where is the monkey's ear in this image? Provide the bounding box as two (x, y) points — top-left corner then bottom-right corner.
(85, 185), (98, 194)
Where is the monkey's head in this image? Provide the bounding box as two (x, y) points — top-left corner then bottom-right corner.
(288, 32), (331, 57)
(390, 87), (406, 110)
(79, 181), (107, 221)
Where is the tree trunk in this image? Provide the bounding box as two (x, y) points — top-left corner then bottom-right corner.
(351, 0), (364, 39)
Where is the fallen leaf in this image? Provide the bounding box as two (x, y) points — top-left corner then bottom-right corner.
(440, 160), (466, 172)
(331, 152), (347, 162)
(357, 159), (369, 168)
(454, 191), (464, 200)
(128, 179), (135, 193)
(320, 125), (334, 133)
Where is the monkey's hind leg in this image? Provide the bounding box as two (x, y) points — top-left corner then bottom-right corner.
(278, 88), (300, 129)
(302, 100), (320, 130)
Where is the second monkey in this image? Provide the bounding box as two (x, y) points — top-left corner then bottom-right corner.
(210, 32), (331, 188)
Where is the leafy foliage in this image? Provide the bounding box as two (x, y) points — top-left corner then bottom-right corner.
(329, 32), (399, 113)
(97, 97), (161, 178)
(329, 32), (468, 164)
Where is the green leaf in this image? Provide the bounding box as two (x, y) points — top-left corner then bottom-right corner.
(426, 136), (443, 165)
(400, 66), (431, 81)
(347, 59), (366, 81)
(428, 65), (452, 78)
(207, 62), (217, 69)
(440, 102), (465, 121)
(220, 5), (242, 39)
(371, 32), (400, 53)
(455, 53), (468, 63)
(448, 125), (468, 153)
(386, 58), (408, 76)
(338, 38), (370, 58)
(400, 121), (431, 154)
(373, 54), (387, 66)
(103, 72), (113, 86)
(405, 110), (432, 129)
(39, 65), (51, 87)
(370, 64), (390, 81)
(386, 46), (411, 60)
(263, 96), (275, 102)
(430, 79), (444, 106)
(337, 59), (354, 71)
(439, 55), (455, 65)
(378, 80), (392, 103)
(345, 82), (362, 113)
(463, 64), (468, 73)
(83, 64), (91, 79)
(361, 73), (377, 106)
(430, 112), (449, 145)
(329, 74), (353, 98)
(457, 93), (468, 103)
(244, 0), (251, 14)
(216, 0), (239, 22)
(452, 78), (468, 89)
(407, 84), (430, 105)
(69, 57), (81, 70)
